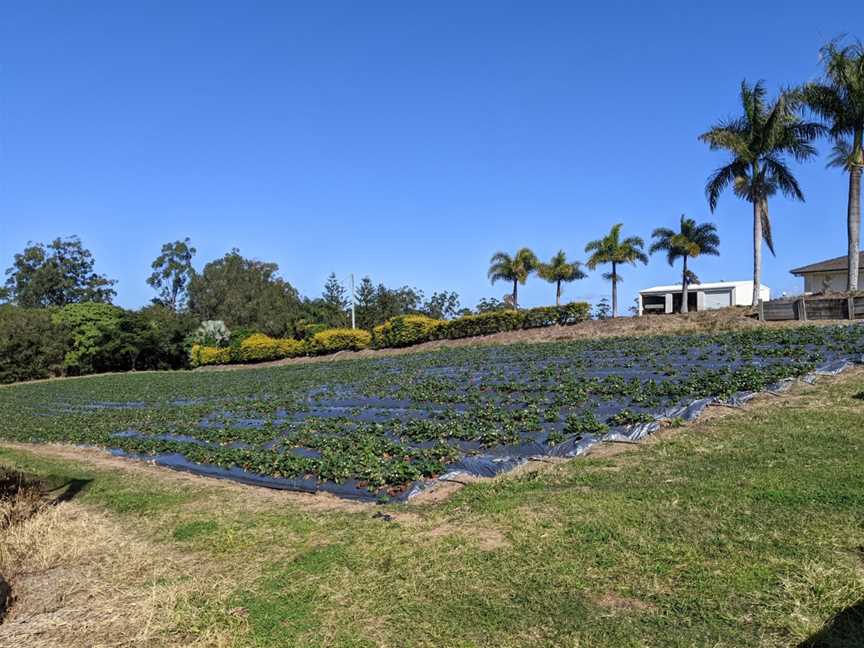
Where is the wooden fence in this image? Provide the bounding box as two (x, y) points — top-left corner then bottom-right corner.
(760, 295), (864, 322)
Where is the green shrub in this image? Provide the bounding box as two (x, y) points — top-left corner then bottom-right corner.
(372, 315), (445, 348)
(309, 328), (372, 354)
(52, 302), (125, 375)
(134, 305), (198, 370)
(190, 344), (232, 367)
(521, 302), (591, 329)
(300, 322), (330, 340)
(228, 326), (256, 350)
(0, 306), (70, 383)
(441, 310), (524, 339)
(235, 333), (306, 362)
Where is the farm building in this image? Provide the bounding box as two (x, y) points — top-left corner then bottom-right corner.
(638, 280), (770, 315)
(790, 252), (864, 293)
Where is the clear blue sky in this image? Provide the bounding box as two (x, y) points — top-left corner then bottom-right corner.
(2, 2), (862, 312)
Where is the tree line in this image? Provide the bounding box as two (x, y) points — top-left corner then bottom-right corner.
(0, 236), (467, 338)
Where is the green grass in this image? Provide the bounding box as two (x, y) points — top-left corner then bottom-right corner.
(2, 371), (864, 646)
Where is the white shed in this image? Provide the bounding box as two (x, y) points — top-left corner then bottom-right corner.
(638, 280), (770, 315)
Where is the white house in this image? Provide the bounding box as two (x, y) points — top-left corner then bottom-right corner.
(790, 252), (864, 293)
(638, 280), (770, 315)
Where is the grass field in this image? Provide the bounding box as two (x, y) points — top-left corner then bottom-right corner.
(2, 363), (864, 646)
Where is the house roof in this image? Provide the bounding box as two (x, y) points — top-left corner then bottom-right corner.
(790, 252), (864, 275)
(639, 280), (767, 294)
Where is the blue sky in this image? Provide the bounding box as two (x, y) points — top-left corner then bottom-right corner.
(2, 2), (862, 312)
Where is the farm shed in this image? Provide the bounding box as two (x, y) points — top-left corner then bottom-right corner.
(790, 252), (864, 293)
(638, 281), (770, 316)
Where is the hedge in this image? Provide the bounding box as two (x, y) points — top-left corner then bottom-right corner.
(309, 328), (372, 354)
(520, 302), (591, 328)
(191, 303), (590, 367)
(190, 344), (233, 367)
(372, 315), (445, 348)
(440, 310), (523, 340)
(440, 303), (590, 340)
(235, 334), (305, 363)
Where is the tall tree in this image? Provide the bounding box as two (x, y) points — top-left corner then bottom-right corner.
(322, 273), (349, 311)
(584, 224), (648, 317)
(650, 216), (720, 313)
(147, 238), (196, 311)
(700, 81), (822, 305)
(187, 249), (301, 336)
(537, 250), (587, 306)
(487, 248), (538, 309)
(4, 236), (116, 307)
(804, 39), (864, 291)
(421, 291), (461, 319)
(320, 272), (349, 327)
(354, 276), (378, 330)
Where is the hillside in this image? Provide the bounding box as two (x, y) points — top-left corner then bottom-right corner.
(198, 307), (827, 372)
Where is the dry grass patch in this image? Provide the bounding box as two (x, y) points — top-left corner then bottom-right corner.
(0, 492), (243, 648)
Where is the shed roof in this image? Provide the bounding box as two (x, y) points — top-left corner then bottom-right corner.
(790, 252), (864, 275)
(639, 280), (765, 295)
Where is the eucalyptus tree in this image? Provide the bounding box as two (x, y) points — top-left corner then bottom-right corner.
(4, 236), (117, 307)
(804, 39), (864, 291)
(584, 224), (648, 318)
(650, 216), (720, 313)
(147, 238), (196, 311)
(487, 248), (538, 309)
(538, 250), (587, 306)
(700, 80), (822, 306)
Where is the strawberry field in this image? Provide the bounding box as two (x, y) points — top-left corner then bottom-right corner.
(1, 325), (862, 501)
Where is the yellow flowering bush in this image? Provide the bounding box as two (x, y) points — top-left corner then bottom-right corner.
(309, 328), (372, 354)
(236, 334), (306, 362)
(189, 344), (232, 367)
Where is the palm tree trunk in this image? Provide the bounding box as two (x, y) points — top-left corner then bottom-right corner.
(611, 262), (618, 318)
(752, 200), (763, 307)
(680, 255), (689, 314)
(556, 280), (561, 306)
(848, 162), (861, 292)
(512, 280), (518, 309)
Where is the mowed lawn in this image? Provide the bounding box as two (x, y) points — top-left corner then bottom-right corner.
(2, 370), (864, 647)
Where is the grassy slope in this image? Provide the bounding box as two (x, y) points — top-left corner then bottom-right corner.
(2, 372), (864, 647)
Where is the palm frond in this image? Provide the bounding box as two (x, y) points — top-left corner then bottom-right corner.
(828, 138), (855, 169)
(705, 162), (745, 211)
(763, 157), (805, 202)
(758, 201), (775, 256)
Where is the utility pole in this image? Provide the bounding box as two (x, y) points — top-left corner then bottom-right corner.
(349, 273), (356, 329)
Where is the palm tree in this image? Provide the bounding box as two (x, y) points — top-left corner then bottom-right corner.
(699, 80), (822, 306)
(650, 215), (720, 313)
(584, 224), (648, 318)
(487, 248), (538, 309)
(537, 250), (587, 306)
(804, 39), (864, 291)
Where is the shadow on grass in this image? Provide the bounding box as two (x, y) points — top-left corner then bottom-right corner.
(798, 599), (864, 648)
(44, 477), (92, 504)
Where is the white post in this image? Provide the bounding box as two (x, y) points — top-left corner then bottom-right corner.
(664, 293), (673, 314)
(349, 273), (356, 329)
